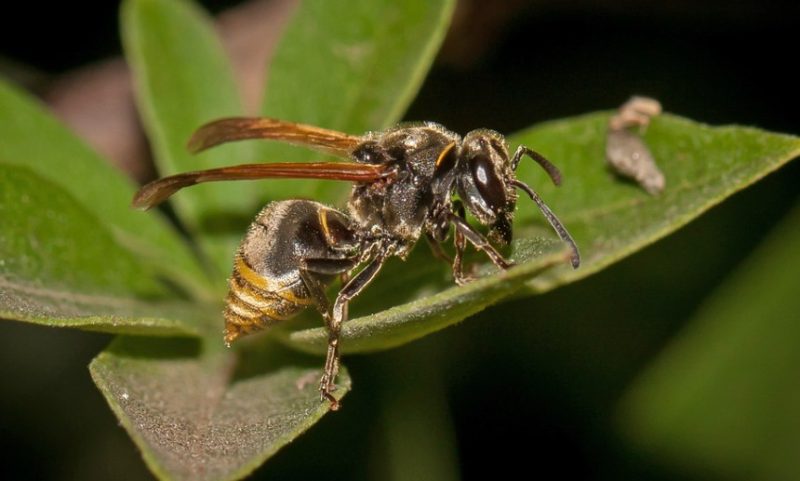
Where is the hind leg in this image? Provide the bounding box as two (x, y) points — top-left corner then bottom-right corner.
(300, 257), (361, 409)
(313, 253), (387, 409)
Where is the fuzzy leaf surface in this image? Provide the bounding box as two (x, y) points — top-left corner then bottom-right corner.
(91, 337), (350, 481)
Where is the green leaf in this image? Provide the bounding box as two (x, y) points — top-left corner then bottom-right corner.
(122, 0), (257, 276)
(510, 113), (800, 293)
(0, 165), (201, 336)
(257, 0), (455, 201)
(286, 114), (799, 354)
(265, 0), (454, 133)
(618, 201), (800, 480)
(0, 78), (212, 299)
(285, 240), (571, 354)
(90, 336), (349, 481)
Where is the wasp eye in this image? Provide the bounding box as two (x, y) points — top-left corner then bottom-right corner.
(471, 154), (506, 212)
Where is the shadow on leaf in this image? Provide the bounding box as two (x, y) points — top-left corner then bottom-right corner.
(230, 335), (324, 383)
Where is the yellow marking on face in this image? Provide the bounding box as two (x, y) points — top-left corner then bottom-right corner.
(435, 142), (457, 168)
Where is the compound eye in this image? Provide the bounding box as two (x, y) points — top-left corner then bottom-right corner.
(470, 154), (507, 213)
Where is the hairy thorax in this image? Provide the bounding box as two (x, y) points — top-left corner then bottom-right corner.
(349, 123), (459, 250)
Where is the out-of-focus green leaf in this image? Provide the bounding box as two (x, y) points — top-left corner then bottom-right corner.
(122, 0), (256, 276)
(0, 165), (201, 335)
(618, 201), (800, 480)
(286, 114), (799, 354)
(0, 78), (211, 299)
(379, 348), (461, 481)
(255, 0), (455, 201)
(510, 113), (800, 293)
(90, 336), (349, 481)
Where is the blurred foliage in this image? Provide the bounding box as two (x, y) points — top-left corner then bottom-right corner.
(620, 200), (800, 480)
(122, 0), (258, 276)
(0, 80), (212, 298)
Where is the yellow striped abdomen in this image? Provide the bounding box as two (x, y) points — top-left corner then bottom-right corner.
(222, 200), (356, 346)
(223, 253), (313, 345)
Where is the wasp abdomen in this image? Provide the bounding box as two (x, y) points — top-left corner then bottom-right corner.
(223, 200), (355, 345)
(223, 253), (311, 344)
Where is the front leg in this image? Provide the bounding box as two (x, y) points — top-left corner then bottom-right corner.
(449, 213), (514, 285)
(452, 227), (473, 286)
(425, 232), (453, 265)
(449, 201), (513, 285)
(451, 201), (474, 286)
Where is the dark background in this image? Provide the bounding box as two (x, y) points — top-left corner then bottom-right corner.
(1, 1), (799, 479)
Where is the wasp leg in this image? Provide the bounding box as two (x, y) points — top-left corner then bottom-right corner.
(319, 253), (388, 408)
(339, 270), (352, 332)
(425, 232), (453, 265)
(300, 257), (360, 410)
(450, 201), (475, 286)
(300, 258), (359, 319)
(449, 211), (514, 277)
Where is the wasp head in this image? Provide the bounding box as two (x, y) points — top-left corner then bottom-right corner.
(456, 130), (518, 245)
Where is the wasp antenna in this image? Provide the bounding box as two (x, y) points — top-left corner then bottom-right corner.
(511, 179), (580, 268)
(511, 146), (562, 186)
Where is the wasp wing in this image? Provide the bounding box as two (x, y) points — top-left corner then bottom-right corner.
(132, 162), (390, 210)
(187, 117), (364, 156)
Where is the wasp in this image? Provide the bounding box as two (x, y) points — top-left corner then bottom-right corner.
(133, 117), (580, 409)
